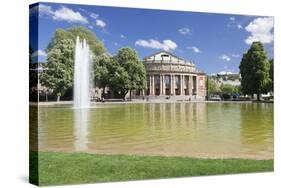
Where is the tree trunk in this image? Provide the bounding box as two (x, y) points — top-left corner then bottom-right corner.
(122, 90), (128, 101)
(129, 90), (132, 101)
(257, 93), (260, 101)
(102, 86), (105, 96)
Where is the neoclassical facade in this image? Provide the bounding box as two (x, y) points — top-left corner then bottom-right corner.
(143, 51), (206, 99)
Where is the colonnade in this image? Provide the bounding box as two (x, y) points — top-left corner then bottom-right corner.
(147, 74), (197, 96)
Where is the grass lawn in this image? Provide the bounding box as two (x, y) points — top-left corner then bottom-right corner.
(30, 151), (273, 186)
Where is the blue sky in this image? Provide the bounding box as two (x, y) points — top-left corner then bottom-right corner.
(30, 2), (274, 74)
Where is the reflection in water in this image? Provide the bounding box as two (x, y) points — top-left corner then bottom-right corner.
(74, 108), (89, 151)
(37, 103), (273, 159)
(239, 103), (273, 159)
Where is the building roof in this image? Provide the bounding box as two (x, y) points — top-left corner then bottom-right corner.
(143, 50), (190, 63)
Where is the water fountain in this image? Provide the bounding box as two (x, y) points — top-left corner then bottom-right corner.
(74, 36), (92, 108)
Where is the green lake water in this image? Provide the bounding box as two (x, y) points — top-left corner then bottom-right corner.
(32, 102), (273, 159)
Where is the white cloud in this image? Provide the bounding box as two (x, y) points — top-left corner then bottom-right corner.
(229, 17), (235, 21)
(39, 4), (53, 15)
(52, 6), (88, 24)
(237, 24), (243, 29)
(218, 71), (234, 75)
(245, 17), (274, 44)
(178, 27), (190, 35)
(231, 54), (240, 58)
(78, 8), (87, 13)
(220, 55), (231, 62)
(32, 50), (47, 57)
(90, 13), (99, 19)
(227, 17), (243, 31)
(120, 34), (126, 39)
(135, 39), (177, 51)
(37, 5), (88, 24)
(114, 42), (118, 46)
(187, 46), (201, 53)
(96, 19), (106, 28)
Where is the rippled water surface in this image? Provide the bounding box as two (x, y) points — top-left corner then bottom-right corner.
(32, 102), (273, 159)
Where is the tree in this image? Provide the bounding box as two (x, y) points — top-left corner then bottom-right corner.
(114, 47), (146, 99)
(269, 59), (274, 91)
(29, 46), (38, 101)
(108, 61), (130, 99)
(207, 78), (221, 95)
(239, 42), (271, 101)
(40, 26), (106, 101)
(47, 27), (105, 56)
(220, 84), (234, 94)
(94, 55), (112, 96)
(40, 39), (75, 101)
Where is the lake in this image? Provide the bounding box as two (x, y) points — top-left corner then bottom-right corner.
(31, 102), (273, 159)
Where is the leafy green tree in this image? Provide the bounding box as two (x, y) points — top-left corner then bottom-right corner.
(108, 61), (130, 99)
(40, 39), (74, 101)
(40, 26), (106, 101)
(29, 46), (38, 101)
(207, 78), (221, 95)
(94, 55), (112, 95)
(239, 42), (271, 101)
(269, 59), (274, 91)
(220, 84), (238, 94)
(47, 27), (105, 56)
(114, 47), (146, 99)
(232, 85), (241, 94)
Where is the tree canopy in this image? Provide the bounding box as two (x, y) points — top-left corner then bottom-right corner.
(40, 39), (74, 101)
(207, 78), (221, 95)
(94, 47), (147, 99)
(269, 59), (274, 91)
(220, 84), (240, 94)
(239, 41), (271, 100)
(115, 48), (146, 99)
(40, 27), (106, 101)
(40, 27), (146, 101)
(47, 26), (106, 56)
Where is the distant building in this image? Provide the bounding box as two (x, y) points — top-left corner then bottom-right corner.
(141, 51), (206, 100)
(209, 73), (241, 87)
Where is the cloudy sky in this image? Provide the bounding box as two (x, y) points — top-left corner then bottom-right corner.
(30, 2), (274, 74)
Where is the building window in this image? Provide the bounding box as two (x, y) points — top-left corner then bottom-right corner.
(184, 76), (189, 95)
(165, 75), (171, 95)
(146, 76), (150, 95)
(154, 75), (160, 96)
(175, 88), (180, 95)
(193, 76), (197, 95)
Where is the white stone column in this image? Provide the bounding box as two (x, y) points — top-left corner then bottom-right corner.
(152, 75), (155, 96)
(149, 75), (152, 96)
(170, 74), (173, 95)
(159, 74), (162, 96)
(189, 75), (193, 96)
(183, 75), (186, 95)
(196, 76), (198, 96)
(180, 74), (184, 95)
(174, 75), (176, 95)
(163, 75), (165, 96)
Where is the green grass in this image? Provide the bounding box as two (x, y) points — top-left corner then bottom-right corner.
(30, 151), (273, 186)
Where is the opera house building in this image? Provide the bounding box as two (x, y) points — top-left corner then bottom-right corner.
(142, 51), (206, 100)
